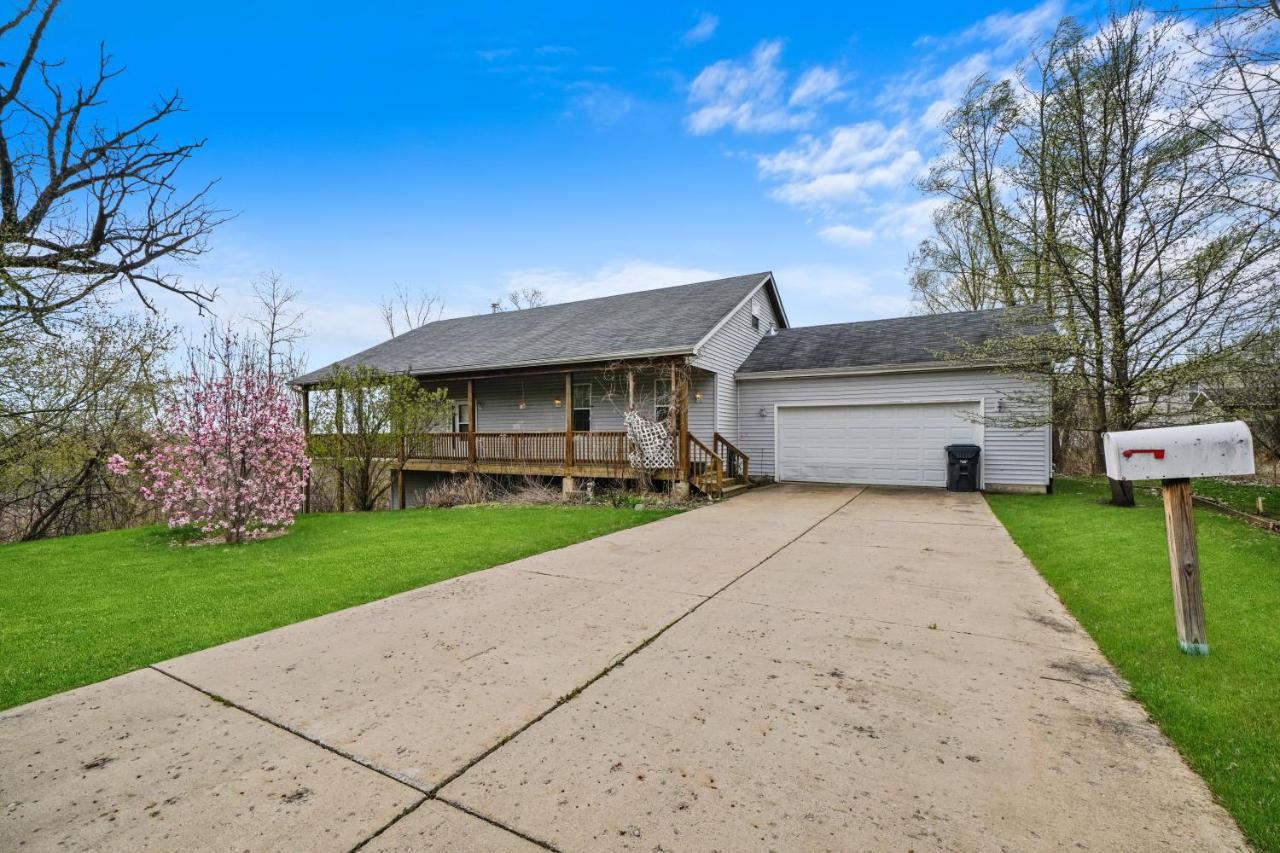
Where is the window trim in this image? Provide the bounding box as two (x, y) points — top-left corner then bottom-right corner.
(453, 401), (470, 432)
(572, 382), (592, 431)
(654, 376), (672, 423)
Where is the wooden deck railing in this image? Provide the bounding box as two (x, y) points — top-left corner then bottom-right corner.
(393, 430), (632, 467)
(309, 429), (746, 495)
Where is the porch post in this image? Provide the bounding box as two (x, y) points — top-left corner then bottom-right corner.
(677, 362), (690, 483)
(627, 368), (635, 410)
(564, 372), (575, 479)
(672, 360), (690, 498)
(466, 379), (476, 464)
(335, 387), (345, 512)
(301, 387), (311, 514)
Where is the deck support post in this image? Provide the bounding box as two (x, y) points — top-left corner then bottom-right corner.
(301, 387), (311, 513)
(564, 373), (574, 474)
(466, 379), (476, 465)
(1161, 477), (1209, 655)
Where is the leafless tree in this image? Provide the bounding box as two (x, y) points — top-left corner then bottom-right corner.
(493, 287), (547, 311)
(379, 283), (444, 337)
(245, 271), (307, 383)
(909, 9), (1280, 505)
(1196, 2), (1280, 221)
(915, 78), (1021, 308)
(0, 0), (222, 331)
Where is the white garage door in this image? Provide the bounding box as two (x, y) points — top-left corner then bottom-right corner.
(777, 402), (980, 486)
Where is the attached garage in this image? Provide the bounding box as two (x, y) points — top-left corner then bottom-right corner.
(734, 310), (1053, 493)
(775, 401), (980, 486)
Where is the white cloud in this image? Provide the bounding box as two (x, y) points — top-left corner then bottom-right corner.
(774, 264), (873, 298)
(685, 40), (842, 135)
(789, 66), (842, 106)
(818, 224), (876, 247)
(955, 0), (1064, 54)
(758, 121), (924, 207)
(683, 0), (1066, 255)
(681, 12), (720, 46)
(476, 47), (517, 62)
(872, 198), (946, 241)
(499, 261), (725, 305)
(563, 82), (634, 127)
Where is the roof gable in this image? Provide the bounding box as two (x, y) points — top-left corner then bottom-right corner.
(295, 272), (774, 385)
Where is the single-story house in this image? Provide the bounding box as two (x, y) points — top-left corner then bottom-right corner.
(294, 272), (1051, 502)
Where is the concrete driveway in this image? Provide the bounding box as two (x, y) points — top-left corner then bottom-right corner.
(1, 485), (1244, 851)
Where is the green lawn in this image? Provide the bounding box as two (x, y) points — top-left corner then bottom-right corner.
(0, 504), (678, 712)
(1193, 476), (1280, 518)
(987, 477), (1280, 851)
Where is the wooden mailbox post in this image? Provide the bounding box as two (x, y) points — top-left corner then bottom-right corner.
(1102, 421), (1256, 656)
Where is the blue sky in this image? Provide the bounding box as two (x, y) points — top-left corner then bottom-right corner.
(46, 0), (1066, 368)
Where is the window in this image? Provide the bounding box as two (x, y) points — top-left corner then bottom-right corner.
(453, 402), (470, 432)
(751, 302), (761, 330)
(654, 377), (671, 423)
(572, 382), (592, 431)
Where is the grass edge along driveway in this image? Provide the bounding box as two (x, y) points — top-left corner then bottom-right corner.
(987, 477), (1280, 852)
(0, 504), (679, 712)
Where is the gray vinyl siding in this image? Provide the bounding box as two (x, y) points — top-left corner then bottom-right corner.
(691, 285), (778, 443)
(423, 368), (716, 443)
(736, 369), (1051, 487)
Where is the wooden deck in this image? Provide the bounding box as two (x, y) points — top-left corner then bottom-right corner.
(400, 430), (646, 478)
(307, 429), (750, 496)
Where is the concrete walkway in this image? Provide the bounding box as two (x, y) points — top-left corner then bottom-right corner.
(1, 486), (1245, 851)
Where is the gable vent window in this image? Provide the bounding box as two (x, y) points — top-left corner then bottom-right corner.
(751, 303), (761, 330)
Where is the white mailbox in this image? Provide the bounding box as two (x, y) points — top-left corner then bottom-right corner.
(1103, 421), (1255, 482)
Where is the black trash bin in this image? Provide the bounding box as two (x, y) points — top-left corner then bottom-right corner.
(944, 444), (981, 492)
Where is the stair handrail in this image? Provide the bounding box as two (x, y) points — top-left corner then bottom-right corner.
(686, 434), (725, 497)
(712, 432), (749, 483)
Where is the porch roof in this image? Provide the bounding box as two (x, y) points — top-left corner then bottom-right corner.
(294, 272), (777, 386)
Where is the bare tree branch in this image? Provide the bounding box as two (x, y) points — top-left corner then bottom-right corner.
(379, 283), (444, 337)
(0, 0), (223, 331)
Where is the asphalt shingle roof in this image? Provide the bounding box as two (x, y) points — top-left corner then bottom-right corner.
(295, 272), (773, 385)
(737, 307), (1049, 375)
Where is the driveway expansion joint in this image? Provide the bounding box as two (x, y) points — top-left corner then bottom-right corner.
(149, 664), (432, 795)
(435, 795), (563, 852)
(144, 490), (863, 853)
(430, 488), (866, 782)
(347, 795), (430, 852)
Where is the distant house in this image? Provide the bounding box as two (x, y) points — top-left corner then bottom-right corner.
(294, 273), (1051, 502)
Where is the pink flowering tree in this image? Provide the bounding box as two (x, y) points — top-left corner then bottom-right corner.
(109, 329), (309, 543)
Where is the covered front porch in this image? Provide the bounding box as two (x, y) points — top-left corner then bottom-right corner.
(300, 358), (749, 506)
